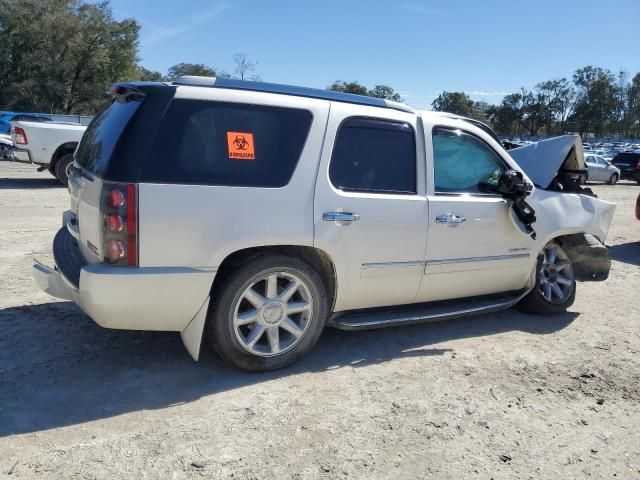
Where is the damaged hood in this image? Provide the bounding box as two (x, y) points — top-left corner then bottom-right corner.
(508, 135), (586, 188)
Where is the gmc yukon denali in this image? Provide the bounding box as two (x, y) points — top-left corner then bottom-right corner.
(34, 77), (616, 371)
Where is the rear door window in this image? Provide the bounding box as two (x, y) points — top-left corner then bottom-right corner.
(329, 118), (416, 194)
(141, 100), (312, 187)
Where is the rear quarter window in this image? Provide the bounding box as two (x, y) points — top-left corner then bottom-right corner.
(141, 100), (313, 187)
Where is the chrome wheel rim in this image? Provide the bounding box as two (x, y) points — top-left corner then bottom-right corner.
(233, 271), (313, 357)
(538, 243), (574, 304)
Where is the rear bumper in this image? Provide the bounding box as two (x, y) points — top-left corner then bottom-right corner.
(618, 169), (640, 181)
(11, 148), (32, 164)
(33, 227), (216, 331)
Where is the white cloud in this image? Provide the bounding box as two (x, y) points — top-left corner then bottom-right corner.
(143, 2), (230, 45)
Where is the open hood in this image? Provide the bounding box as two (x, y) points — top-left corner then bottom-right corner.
(508, 135), (586, 189)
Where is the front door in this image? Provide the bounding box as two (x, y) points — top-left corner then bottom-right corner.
(417, 125), (535, 302)
(314, 103), (428, 312)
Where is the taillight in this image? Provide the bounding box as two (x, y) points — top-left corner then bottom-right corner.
(108, 189), (125, 208)
(101, 183), (137, 266)
(12, 126), (28, 145)
(635, 160), (640, 170)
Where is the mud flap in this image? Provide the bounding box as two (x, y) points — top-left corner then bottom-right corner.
(180, 296), (210, 361)
(561, 234), (611, 282)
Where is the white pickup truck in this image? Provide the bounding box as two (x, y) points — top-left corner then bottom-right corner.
(11, 120), (87, 186)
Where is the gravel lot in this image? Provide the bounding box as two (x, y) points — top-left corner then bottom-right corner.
(0, 162), (639, 479)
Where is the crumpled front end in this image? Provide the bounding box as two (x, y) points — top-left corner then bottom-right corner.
(531, 188), (616, 281)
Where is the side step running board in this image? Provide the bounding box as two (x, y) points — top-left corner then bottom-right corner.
(328, 290), (530, 331)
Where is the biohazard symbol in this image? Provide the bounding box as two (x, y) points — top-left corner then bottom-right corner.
(227, 131), (255, 160)
(233, 135), (249, 150)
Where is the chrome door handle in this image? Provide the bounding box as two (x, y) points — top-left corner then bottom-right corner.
(436, 214), (466, 225)
(323, 211), (360, 222)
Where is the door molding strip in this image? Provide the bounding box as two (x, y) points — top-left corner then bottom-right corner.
(426, 253), (530, 266)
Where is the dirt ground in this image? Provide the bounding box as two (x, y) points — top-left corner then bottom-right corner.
(0, 162), (639, 479)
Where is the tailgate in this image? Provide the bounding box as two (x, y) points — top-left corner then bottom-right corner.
(67, 165), (104, 263)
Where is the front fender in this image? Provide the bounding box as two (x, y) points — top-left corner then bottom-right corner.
(531, 188), (616, 245)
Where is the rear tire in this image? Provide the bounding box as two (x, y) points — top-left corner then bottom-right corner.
(206, 255), (328, 371)
(54, 154), (74, 187)
(517, 242), (576, 315)
(608, 173), (618, 185)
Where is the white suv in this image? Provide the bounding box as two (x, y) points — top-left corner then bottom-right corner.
(34, 76), (615, 371)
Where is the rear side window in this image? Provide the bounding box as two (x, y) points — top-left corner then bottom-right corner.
(329, 118), (416, 194)
(75, 99), (142, 177)
(141, 100), (312, 187)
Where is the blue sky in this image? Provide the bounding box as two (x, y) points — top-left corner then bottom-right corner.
(108, 0), (640, 109)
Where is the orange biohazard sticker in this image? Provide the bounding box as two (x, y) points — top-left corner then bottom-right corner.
(227, 132), (255, 160)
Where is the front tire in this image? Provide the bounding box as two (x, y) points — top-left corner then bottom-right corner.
(517, 242), (576, 315)
(207, 255), (328, 371)
(608, 173), (618, 185)
(54, 154), (74, 187)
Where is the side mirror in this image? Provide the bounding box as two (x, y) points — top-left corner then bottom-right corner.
(496, 169), (532, 197)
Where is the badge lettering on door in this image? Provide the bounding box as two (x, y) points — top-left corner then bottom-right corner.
(227, 132), (255, 160)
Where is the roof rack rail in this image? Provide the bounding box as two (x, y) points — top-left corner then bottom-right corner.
(172, 76), (414, 114)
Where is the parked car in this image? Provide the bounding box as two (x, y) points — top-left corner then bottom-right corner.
(0, 133), (13, 161)
(584, 154), (620, 184)
(34, 77), (616, 371)
(0, 112), (52, 134)
(10, 119), (86, 185)
(610, 152), (640, 183)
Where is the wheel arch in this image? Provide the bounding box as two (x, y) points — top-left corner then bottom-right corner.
(545, 233), (610, 282)
(211, 245), (338, 311)
(48, 142), (78, 173)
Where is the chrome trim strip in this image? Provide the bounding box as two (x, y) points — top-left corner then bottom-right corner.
(361, 260), (426, 269)
(426, 253), (530, 266)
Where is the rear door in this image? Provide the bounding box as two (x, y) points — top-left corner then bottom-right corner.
(416, 123), (535, 302)
(314, 103), (428, 312)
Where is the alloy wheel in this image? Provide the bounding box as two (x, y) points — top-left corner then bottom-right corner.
(233, 271), (313, 357)
(537, 243), (574, 304)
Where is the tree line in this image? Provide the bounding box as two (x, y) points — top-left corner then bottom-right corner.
(1, 1), (638, 138)
(431, 69), (640, 138)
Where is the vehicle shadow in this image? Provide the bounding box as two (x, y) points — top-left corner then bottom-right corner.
(0, 176), (61, 189)
(0, 301), (578, 436)
(609, 242), (640, 266)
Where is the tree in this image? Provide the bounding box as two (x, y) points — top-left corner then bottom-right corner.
(368, 85), (402, 102)
(431, 91), (475, 117)
(328, 80), (369, 96)
(135, 66), (165, 82)
(626, 73), (640, 137)
(167, 62), (216, 80)
(571, 66), (618, 136)
(232, 52), (259, 81)
(0, 0), (139, 114)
